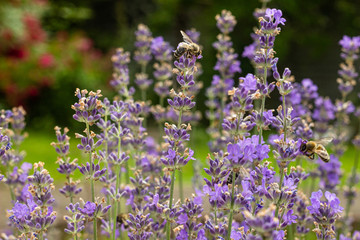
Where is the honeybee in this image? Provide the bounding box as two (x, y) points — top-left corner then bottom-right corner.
(300, 138), (333, 162)
(174, 30), (202, 59)
(225, 167), (249, 185)
(226, 171), (239, 185)
(116, 213), (129, 229)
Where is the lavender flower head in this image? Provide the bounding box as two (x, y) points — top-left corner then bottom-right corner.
(243, 204), (279, 237)
(64, 202), (85, 237)
(339, 35), (360, 60)
(0, 133), (10, 158)
(151, 36), (173, 62)
(185, 28), (200, 44)
(307, 190), (343, 239)
(317, 154), (342, 191)
(215, 10), (237, 34)
(78, 198), (111, 219)
(272, 136), (300, 168)
(127, 211), (153, 240)
(134, 24), (153, 66)
(110, 48), (135, 98)
(226, 135), (270, 167)
(337, 35), (360, 98)
(8, 162), (57, 239)
(71, 88), (103, 126)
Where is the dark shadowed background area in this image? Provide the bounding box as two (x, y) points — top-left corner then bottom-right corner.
(1, 0), (360, 131)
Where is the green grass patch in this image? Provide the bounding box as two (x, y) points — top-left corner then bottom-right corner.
(19, 128), (357, 188)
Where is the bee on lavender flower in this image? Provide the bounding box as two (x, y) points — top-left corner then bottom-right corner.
(300, 138), (332, 162)
(116, 213), (129, 229)
(174, 30), (202, 59)
(226, 171), (239, 185)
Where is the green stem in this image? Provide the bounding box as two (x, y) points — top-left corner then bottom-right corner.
(104, 114), (112, 221)
(86, 122), (97, 240)
(125, 158), (130, 183)
(158, 122), (164, 143)
(179, 170), (184, 203)
(275, 166), (284, 218)
(67, 175), (74, 204)
(220, 92), (225, 134)
(112, 121), (123, 240)
(209, 107), (215, 134)
(112, 164), (121, 240)
(142, 89), (147, 128)
(91, 180), (97, 239)
(214, 205), (218, 225)
(178, 110), (183, 129)
(177, 109), (184, 203)
(166, 169), (176, 240)
(258, 67), (268, 145)
(141, 89), (146, 102)
(282, 94), (287, 142)
(74, 222), (78, 240)
(160, 96), (164, 107)
(125, 160), (131, 212)
(158, 96), (165, 142)
(9, 185), (15, 202)
(226, 171), (236, 240)
(141, 63), (147, 127)
(261, 0), (268, 9)
(289, 224), (295, 240)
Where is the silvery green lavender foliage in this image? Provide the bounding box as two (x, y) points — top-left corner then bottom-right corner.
(2, 2), (360, 240)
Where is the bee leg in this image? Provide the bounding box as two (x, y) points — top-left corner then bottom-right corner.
(309, 153), (315, 160)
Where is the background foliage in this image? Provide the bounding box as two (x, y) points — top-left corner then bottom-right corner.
(1, 0), (360, 130)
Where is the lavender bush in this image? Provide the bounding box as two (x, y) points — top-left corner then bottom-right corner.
(1, 1), (360, 240)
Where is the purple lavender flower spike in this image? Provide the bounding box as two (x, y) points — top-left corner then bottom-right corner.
(215, 10), (237, 34)
(110, 48), (135, 98)
(151, 36), (173, 62)
(78, 162), (106, 181)
(151, 35), (174, 130)
(10, 106), (27, 148)
(0, 133), (10, 158)
(71, 88), (102, 126)
(307, 190), (343, 239)
(293, 191), (312, 236)
(51, 126), (82, 201)
(174, 197), (203, 239)
(272, 136), (300, 168)
(64, 202), (86, 237)
(207, 9), (240, 150)
(317, 154), (342, 192)
(127, 211), (153, 240)
(340, 231), (360, 240)
(8, 162), (57, 239)
(339, 35), (360, 60)
(77, 198), (111, 223)
(243, 205), (279, 238)
(134, 24), (153, 66)
(134, 24), (153, 105)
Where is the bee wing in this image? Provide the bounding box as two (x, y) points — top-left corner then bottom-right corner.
(180, 30), (193, 44)
(315, 144), (330, 162)
(177, 42), (188, 48)
(316, 137), (333, 146)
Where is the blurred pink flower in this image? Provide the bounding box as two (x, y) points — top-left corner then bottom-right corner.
(23, 14), (46, 43)
(7, 47), (28, 60)
(38, 53), (55, 68)
(76, 37), (93, 52)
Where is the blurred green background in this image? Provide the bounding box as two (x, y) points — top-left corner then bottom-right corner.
(1, 0), (360, 168)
